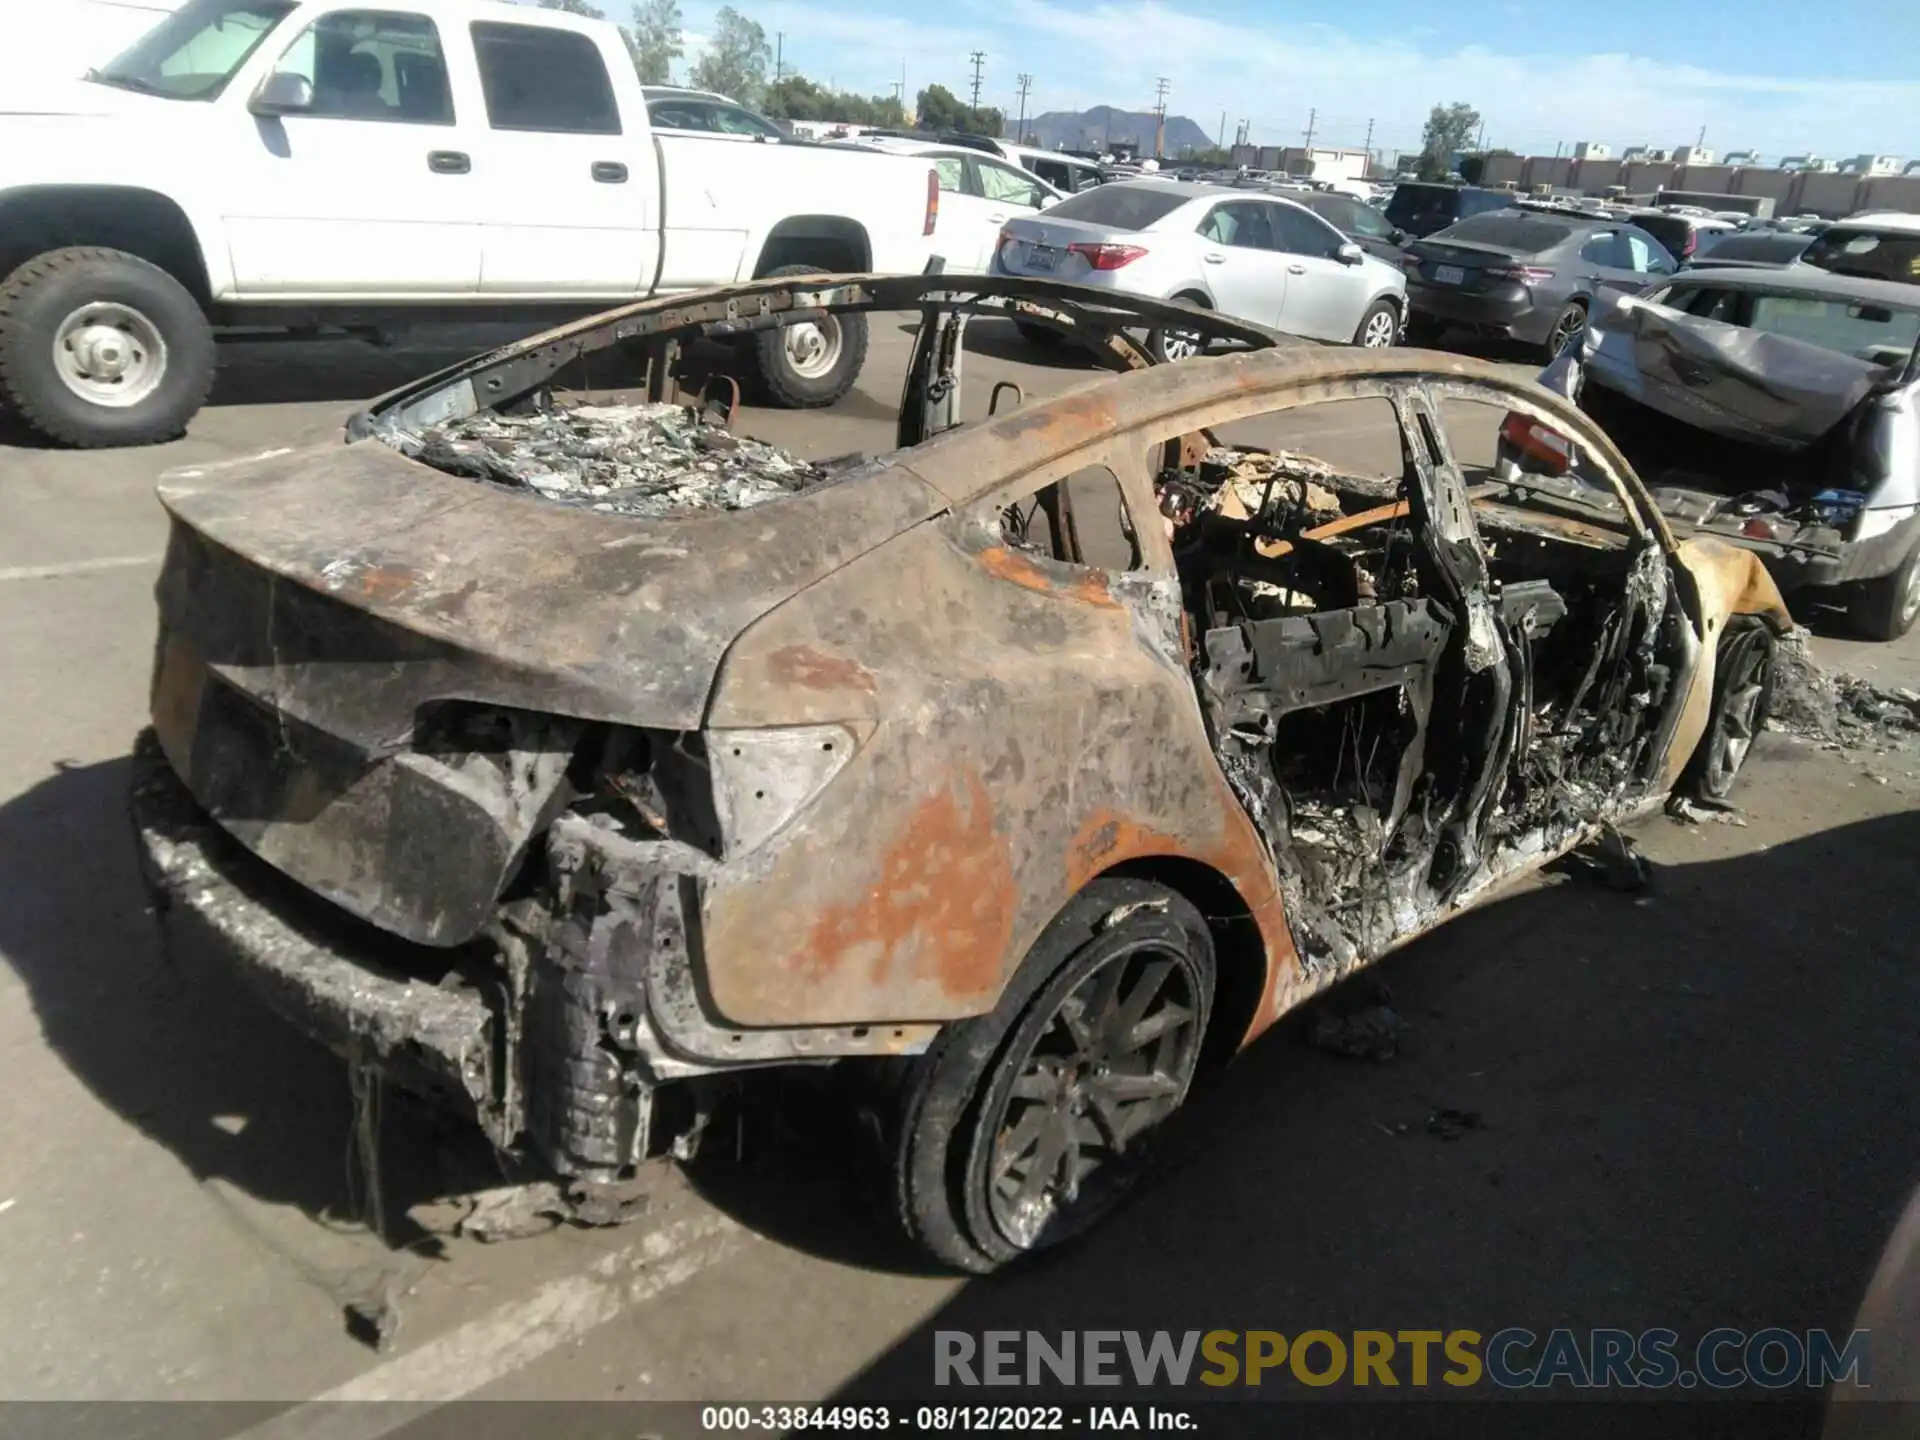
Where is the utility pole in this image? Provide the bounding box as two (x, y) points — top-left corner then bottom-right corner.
(1015, 73), (1032, 145)
(773, 32), (783, 82)
(1217, 109), (1226, 152)
(1303, 107), (1316, 154)
(1697, 123), (1707, 148)
(1475, 118), (1486, 150)
(967, 50), (986, 130)
(1152, 76), (1168, 158)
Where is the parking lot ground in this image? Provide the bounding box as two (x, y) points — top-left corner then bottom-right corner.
(1, 322), (1916, 1422)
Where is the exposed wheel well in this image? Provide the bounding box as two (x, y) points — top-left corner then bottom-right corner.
(0, 187), (212, 306)
(1172, 289), (1211, 307)
(1098, 855), (1269, 1071)
(753, 217), (872, 277)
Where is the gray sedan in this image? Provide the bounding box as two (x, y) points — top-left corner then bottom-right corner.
(1403, 211), (1680, 360)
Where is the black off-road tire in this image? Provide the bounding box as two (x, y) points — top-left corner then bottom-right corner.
(749, 262), (868, 408)
(0, 246), (215, 447)
(1681, 616), (1778, 801)
(892, 878), (1215, 1273)
(1848, 540), (1920, 642)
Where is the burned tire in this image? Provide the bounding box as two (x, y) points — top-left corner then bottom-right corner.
(748, 263), (868, 408)
(1848, 540), (1920, 642)
(1682, 616), (1777, 801)
(1542, 301), (1587, 363)
(0, 246), (214, 447)
(893, 878), (1214, 1272)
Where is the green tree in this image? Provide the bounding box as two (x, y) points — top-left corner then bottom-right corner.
(627, 0), (682, 83)
(914, 83), (966, 131)
(688, 6), (771, 105)
(1418, 102), (1480, 180)
(539, 0), (605, 16)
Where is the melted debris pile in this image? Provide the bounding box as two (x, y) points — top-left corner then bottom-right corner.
(1200, 447), (1345, 525)
(380, 403), (828, 518)
(1769, 629), (1920, 754)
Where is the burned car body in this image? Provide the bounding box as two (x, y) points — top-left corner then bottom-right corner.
(1537, 268), (1920, 639)
(133, 272), (1792, 1271)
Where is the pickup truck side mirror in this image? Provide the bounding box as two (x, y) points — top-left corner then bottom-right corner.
(1336, 240), (1365, 265)
(249, 72), (314, 116)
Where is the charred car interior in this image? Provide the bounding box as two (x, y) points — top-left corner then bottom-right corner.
(132, 273), (1794, 1271)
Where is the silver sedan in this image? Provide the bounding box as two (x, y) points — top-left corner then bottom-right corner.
(990, 180), (1408, 360)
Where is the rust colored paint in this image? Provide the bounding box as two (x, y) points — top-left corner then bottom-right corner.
(976, 545), (1118, 608)
(764, 644), (878, 694)
(792, 771), (1018, 1004)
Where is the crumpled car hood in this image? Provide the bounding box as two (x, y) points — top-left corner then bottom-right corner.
(156, 436), (945, 735)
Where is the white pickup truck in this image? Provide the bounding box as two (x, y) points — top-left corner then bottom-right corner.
(0, 0), (941, 446)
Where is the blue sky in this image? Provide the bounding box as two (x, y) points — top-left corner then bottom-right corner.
(664, 0), (1920, 161)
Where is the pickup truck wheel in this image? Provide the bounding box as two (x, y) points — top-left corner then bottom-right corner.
(750, 263), (868, 408)
(892, 878), (1213, 1272)
(0, 247), (214, 447)
(1848, 540), (1920, 642)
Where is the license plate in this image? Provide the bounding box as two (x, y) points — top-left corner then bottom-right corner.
(1434, 265), (1465, 285)
(1024, 246), (1058, 272)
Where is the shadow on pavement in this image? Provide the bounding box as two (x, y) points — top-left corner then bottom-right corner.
(778, 805), (1917, 1421)
(0, 756), (498, 1249)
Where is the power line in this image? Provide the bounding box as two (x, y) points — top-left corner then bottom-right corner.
(967, 50), (985, 129)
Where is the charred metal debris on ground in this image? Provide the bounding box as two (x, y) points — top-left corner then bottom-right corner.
(1768, 629), (1920, 754)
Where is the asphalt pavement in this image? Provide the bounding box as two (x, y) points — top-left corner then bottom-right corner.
(1, 320), (1916, 1432)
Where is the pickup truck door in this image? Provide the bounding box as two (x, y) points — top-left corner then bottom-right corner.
(466, 19), (654, 296)
(224, 8), (484, 296)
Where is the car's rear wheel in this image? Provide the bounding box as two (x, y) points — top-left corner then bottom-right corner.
(1353, 299), (1400, 349)
(1848, 539), (1920, 642)
(1543, 301), (1587, 363)
(1683, 616), (1777, 801)
(1148, 295), (1210, 363)
(748, 263), (869, 408)
(892, 878), (1214, 1272)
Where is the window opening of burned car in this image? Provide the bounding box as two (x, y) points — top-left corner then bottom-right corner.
(1000, 465), (1144, 571)
(1149, 386), (1678, 988)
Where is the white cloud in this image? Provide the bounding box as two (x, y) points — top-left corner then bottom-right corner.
(683, 0), (1920, 159)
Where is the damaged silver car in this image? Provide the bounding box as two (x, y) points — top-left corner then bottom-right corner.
(1535, 268), (1920, 639)
(133, 272), (1794, 1272)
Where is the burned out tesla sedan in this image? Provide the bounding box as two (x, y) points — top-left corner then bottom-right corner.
(134, 273), (1793, 1271)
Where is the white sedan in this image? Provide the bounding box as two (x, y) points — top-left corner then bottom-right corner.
(991, 180), (1408, 358)
(853, 138), (1064, 273)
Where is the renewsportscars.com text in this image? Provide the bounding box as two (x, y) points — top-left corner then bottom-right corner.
(933, 1328), (1872, 1390)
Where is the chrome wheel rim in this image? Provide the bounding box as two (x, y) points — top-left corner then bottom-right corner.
(52, 302), (167, 407)
(1156, 330), (1201, 362)
(982, 938), (1203, 1251)
(1362, 308), (1398, 348)
(782, 316), (843, 379)
(1551, 308), (1585, 353)
(1901, 558), (1920, 629)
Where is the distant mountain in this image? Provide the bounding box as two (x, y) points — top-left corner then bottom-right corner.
(1023, 105), (1215, 157)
